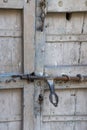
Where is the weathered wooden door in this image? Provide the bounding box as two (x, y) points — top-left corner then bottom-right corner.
(35, 0), (87, 130)
(0, 0), (35, 130)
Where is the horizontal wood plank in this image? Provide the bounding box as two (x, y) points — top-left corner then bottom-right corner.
(0, 80), (29, 89)
(46, 34), (87, 42)
(47, 0), (87, 12)
(0, 0), (23, 9)
(0, 116), (21, 123)
(45, 65), (87, 75)
(0, 30), (22, 37)
(43, 89), (87, 117)
(43, 115), (87, 122)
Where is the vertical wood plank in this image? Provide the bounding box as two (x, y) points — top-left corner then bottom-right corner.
(35, 31), (45, 74)
(23, 84), (34, 130)
(24, 0), (35, 73)
(23, 1), (35, 130)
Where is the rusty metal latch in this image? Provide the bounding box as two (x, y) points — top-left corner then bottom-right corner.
(0, 73), (87, 107)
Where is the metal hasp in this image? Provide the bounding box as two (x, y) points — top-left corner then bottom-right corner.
(46, 79), (59, 107)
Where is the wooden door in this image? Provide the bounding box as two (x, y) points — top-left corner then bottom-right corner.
(35, 0), (87, 130)
(0, 0), (35, 130)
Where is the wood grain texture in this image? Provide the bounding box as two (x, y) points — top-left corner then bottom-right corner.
(37, 8), (87, 130)
(23, 83), (34, 130)
(24, 0), (35, 73)
(47, 0), (87, 12)
(0, 10), (23, 73)
(0, 0), (23, 9)
(0, 89), (22, 130)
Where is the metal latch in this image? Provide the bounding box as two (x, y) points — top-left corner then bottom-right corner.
(47, 80), (58, 107)
(0, 73), (87, 107)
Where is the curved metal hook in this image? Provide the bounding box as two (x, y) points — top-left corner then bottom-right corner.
(46, 80), (59, 107)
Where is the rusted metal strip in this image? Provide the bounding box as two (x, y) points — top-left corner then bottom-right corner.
(0, 73), (87, 82)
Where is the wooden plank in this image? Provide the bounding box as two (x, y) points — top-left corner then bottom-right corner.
(39, 4), (87, 130)
(45, 42), (80, 66)
(47, 0), (87, 12)
(75, 90), (87, 115)
(0, 10), (23, 73)
(0, 89), (22, 129)
(43, 89), (87, 117)
(50, 122), (74, 130)
(43, 89), (76, 116)
(0, 89), (22, 116)
(46, 34), (87, 42)
(45, 65), (87, 75)
(0, 121), (22, 130)
(0, 0), (23, 9)
(43, 115), (87, 122)
(79, 42), (87, 64)
(49, 122), (87, 130)
(35, 31), (45, 74)
(41, 123), (51, 130)
(45, 13), (84, 35)
(23, 83), (34, 130)
(24, 0), (35, 73)
(0, 81), (27, 89)
(0, 10), (22, 31)
(34, 81), (41, 130)
(75, 122), (87, 130)
(45, 82), (87, 89)
(0, 37), (23, 73)
(0, 30), (22, 37)
(0, 116), (21, 123)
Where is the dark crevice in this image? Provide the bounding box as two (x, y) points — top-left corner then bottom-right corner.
(66, 13), (72, 21)
(78, 42), (82, 64)
(81, 13), (85, 34)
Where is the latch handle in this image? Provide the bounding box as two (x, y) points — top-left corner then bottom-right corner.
(47, 80), (59, 107)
